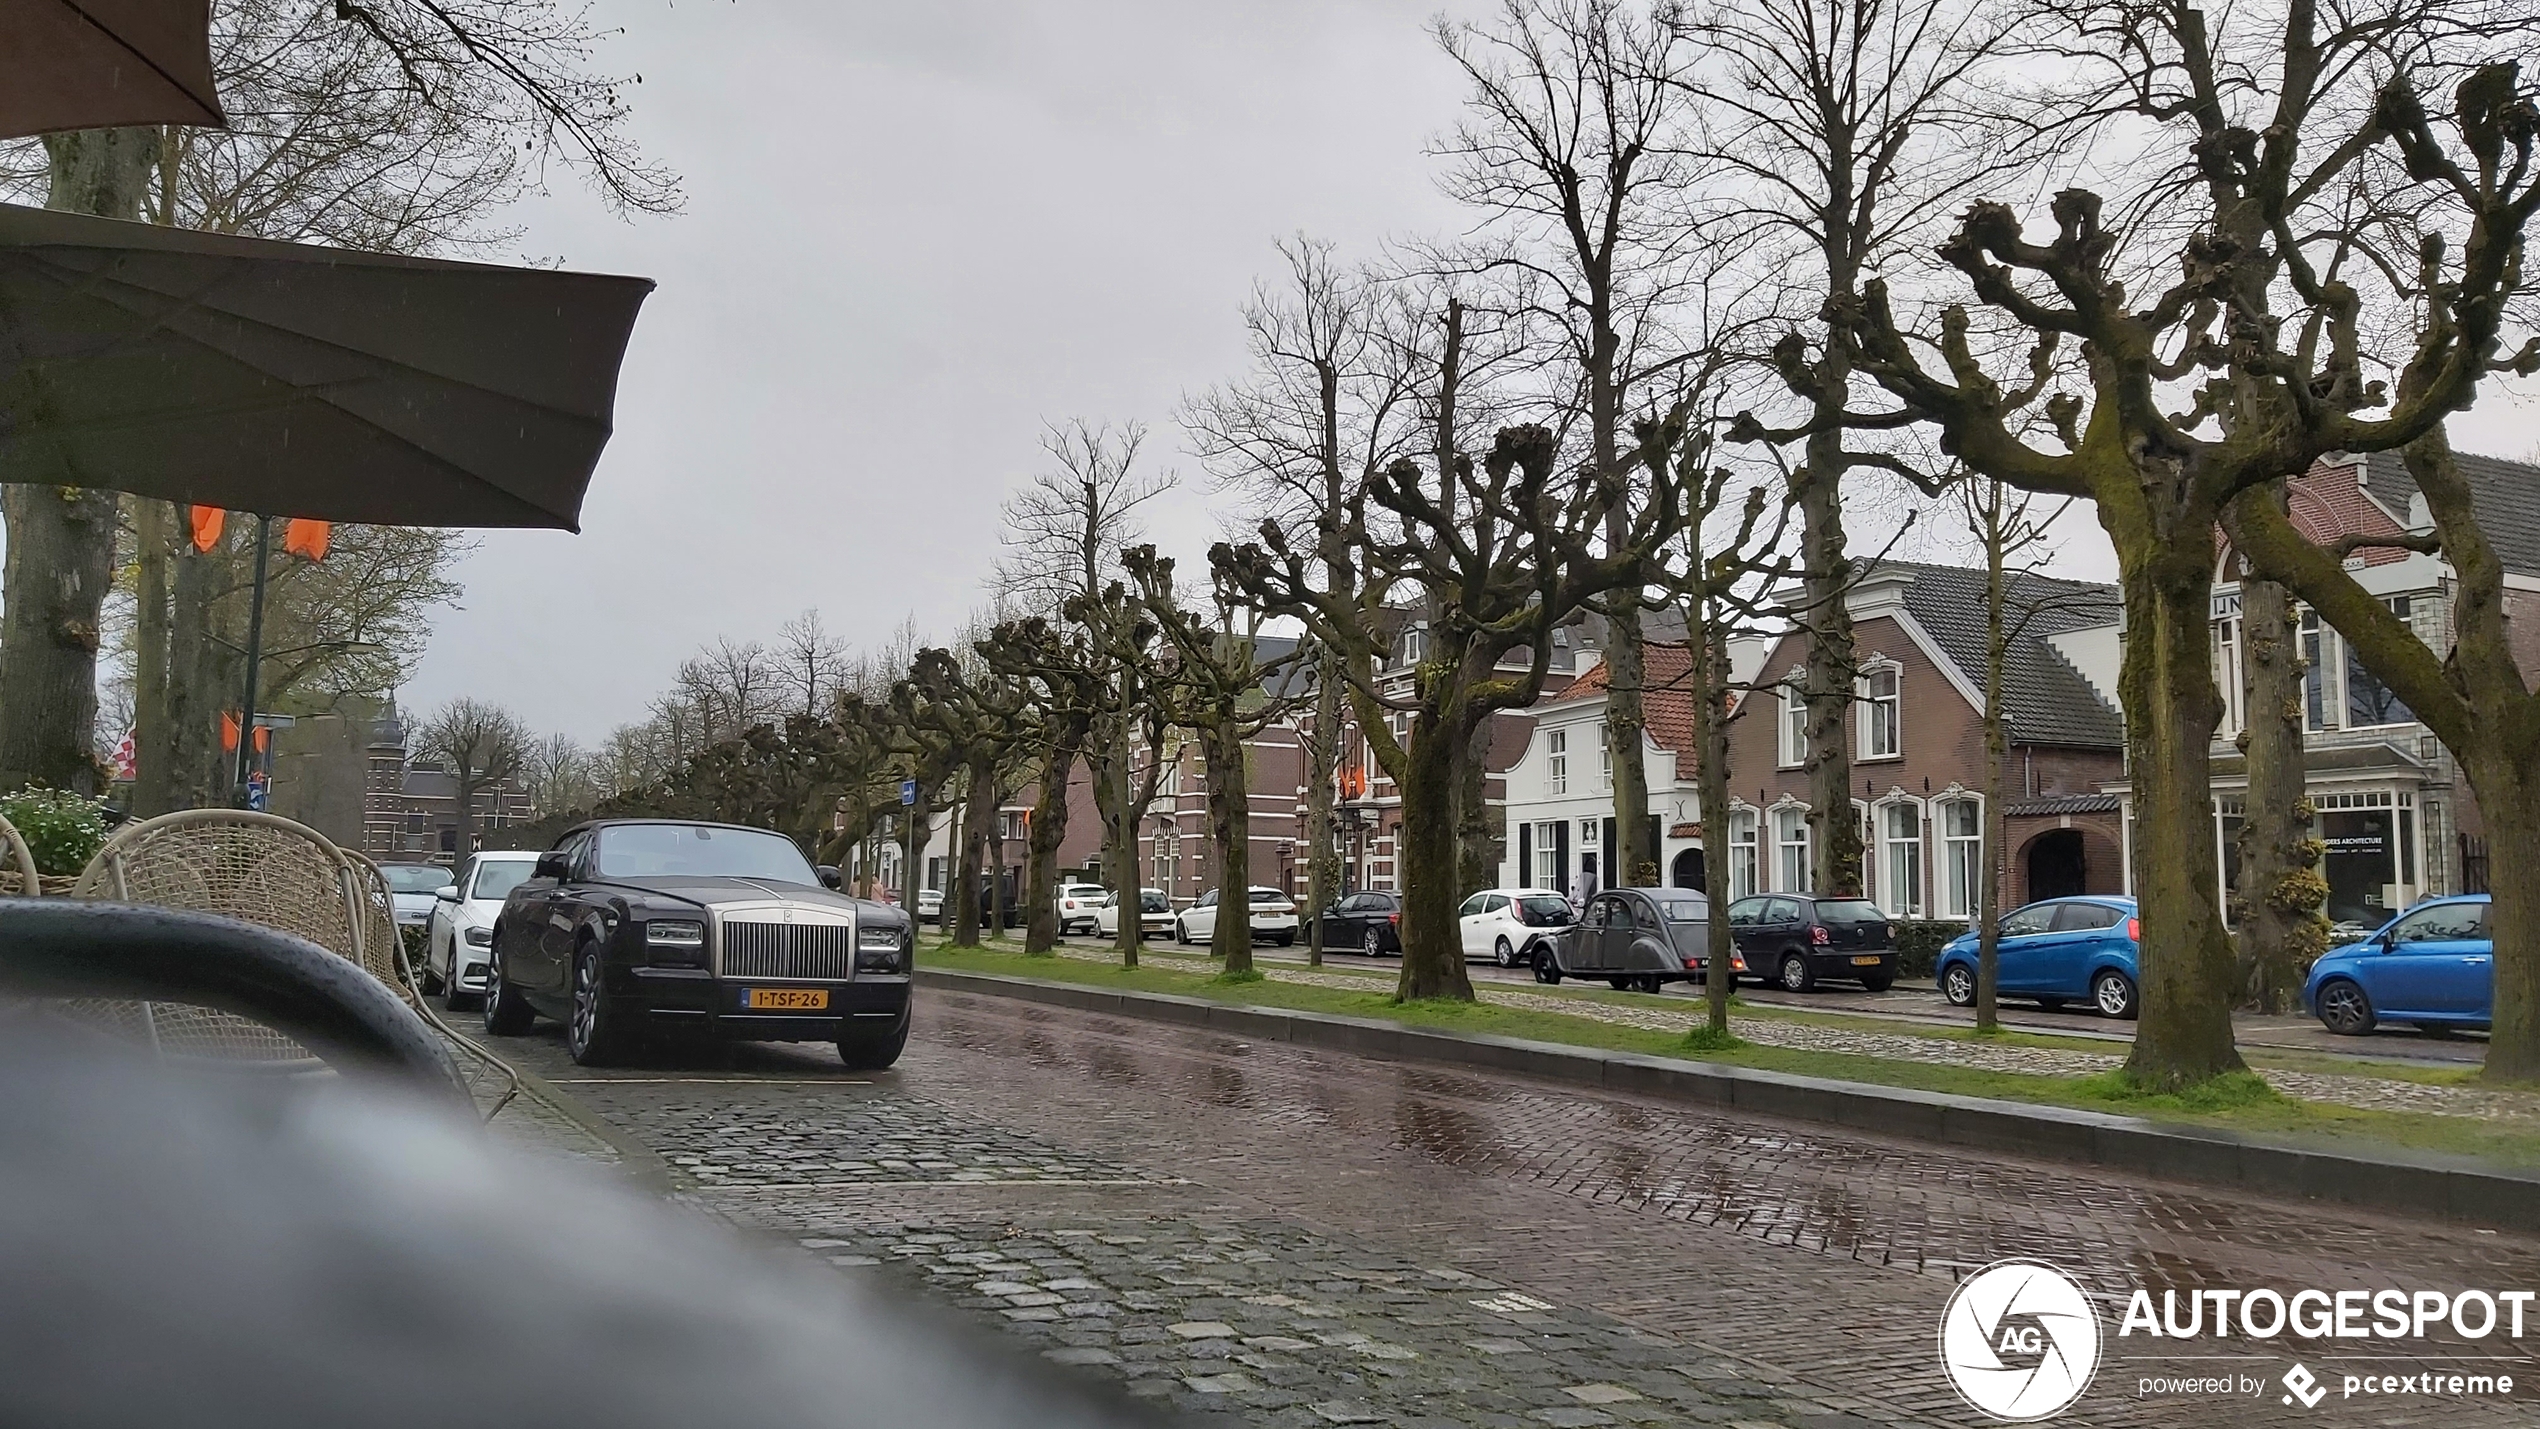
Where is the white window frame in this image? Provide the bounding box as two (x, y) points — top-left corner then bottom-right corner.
(1772, 805), (1812, 893)
(1938, 795), (1983, 920)
(2212, 614), (2243, 739)
(1876, 798), (1925, 918)
(1728, 809), (1760, 901)
(1546, 728), (1568, 795)
(1778, 680), (1808, 768)
(1400, 624), (1425, 666)
(1532, 820), (1563, 889)
(1598, 725), (1612, 790)
(1857, 663), (1901, 760)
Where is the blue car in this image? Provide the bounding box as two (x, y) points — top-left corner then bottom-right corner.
(1935, 895), (2140, 1019)
(2304, 894), (2491, 1035)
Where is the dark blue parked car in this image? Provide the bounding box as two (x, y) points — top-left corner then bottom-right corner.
(1934, 895), (2140, 1019)
(2304, 894), (2491, 1035)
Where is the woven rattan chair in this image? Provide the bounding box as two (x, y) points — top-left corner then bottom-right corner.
(67, 811), (377, 1064)
(0, 812), (38, 897)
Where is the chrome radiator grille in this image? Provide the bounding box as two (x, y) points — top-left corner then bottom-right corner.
(719, 920), (851, 981)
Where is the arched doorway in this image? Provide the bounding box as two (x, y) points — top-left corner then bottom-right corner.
(2026, 829), (2086, 901)
(1670, 847), (1706, 892)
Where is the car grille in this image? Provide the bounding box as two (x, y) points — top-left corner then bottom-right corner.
(719, 920), (851, 981)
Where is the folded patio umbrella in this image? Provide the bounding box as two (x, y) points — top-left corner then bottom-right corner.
(0, 202), (653, 529)
(0, 0), (224, 138)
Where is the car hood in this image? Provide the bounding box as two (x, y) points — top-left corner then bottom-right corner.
(593, 876), (900, 921)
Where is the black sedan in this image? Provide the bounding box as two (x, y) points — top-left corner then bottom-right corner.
(1533, 888), (1740, 992)
(482, 819), (913, 1069)
(1317, 890), (1402, 955)
(1725, 894), (1899, 991)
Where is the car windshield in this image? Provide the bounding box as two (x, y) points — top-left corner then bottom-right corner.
(470, 860), (536, 901)
(1516, 896), (1574, 925)
(1656, 897), (1708, 922)
(1813, 899), (1885, 923)
(592, 824), (817, 883)
(1141, 891), (1169, 912)
(380, 864), (452, 894)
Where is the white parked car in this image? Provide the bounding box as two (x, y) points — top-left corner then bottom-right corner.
(379, 862), (454, 934)
(1458, 887), (1580, 968)
(421, 850), (539, 1007)
(916, 887), (943, 924)
(1055, 882), (1109, 936)
(1097, 888), (1176, 941)
(1174, 886), (1298, 947)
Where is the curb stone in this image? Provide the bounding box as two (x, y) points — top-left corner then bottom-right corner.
(916, 967), (2540, 1236)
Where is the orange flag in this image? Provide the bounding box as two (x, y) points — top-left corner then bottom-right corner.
(220, 710), (240, 752)
(189, 506), (225, 553)
(282, 518), (331, 562)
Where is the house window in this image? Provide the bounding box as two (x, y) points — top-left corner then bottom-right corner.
(1152, 827), (1180, 894)
(1547, 728), (1568, 795)
(1858, 666), (1900, 759)
(1939, 797), (1983, 919)
(2301, 611), (2334, 731)
(1729, 810), (1759, 901)
(2345, 596), (2415, 729)
(1400, 624), (1425, 666)
(1598, 726), (1612, 789)
(1773, 806), (1811, 893)
(2212, 615), (2242, 738)
(1533, 821), (1564, 889)
(1878, 801), (1924, 917)
(1778, 681), (1808, 768)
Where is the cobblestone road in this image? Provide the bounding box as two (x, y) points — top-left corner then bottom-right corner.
(489, 989), (2540, 1428)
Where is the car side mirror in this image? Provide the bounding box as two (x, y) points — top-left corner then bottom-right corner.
(533, 851), (571, 882)
(435, 886), (462, 903)
(817, 865), (842, 890)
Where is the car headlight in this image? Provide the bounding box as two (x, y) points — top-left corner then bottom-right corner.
(646, 919), (706, 947)
(463, 926), (493, 946)
(856, 924), (908, 972)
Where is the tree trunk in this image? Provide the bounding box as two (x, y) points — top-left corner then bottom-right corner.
(167, 540), (223, 809)
(1393, 711), (1473, 1001)
(1455, 715), (1498, 896)
(1690, 601), (1736, 1036)
(1202, 722), (1253, 975)
(2468, 753), (2540, 1083)
(1302, 660), (1341, 967)
(1802, 474), (1863, 897)
(2225, 509), (2324, 1014)
(0, 128), (155, 797)
(899, 787), (934, 940)
(1976, 520), (2008, 1033)
(1604, 613), (1654, 885)
(131, 500), (175, 814)
(951, 758), (996, 947)
(2112, 512), (2248, 1090)
(1020, 736), (1081, 956)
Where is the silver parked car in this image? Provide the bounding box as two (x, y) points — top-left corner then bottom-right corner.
(1531, 887), (1737, 993)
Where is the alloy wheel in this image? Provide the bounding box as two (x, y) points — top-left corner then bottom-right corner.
(2319, 980), (2373, 1035)
(570, 951), (597, 1055)
(1781, 953), (1810, 993)
(2093, 970), (2136, 1018)
(1363, 927), (1381, 957)
(1495, 937), (1514, 968)
(1942, 964), (1975, 1007)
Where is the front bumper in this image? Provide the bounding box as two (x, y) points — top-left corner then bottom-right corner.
(621, 966), (911, 1042)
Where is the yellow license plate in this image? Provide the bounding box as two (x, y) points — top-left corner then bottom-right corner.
(744, 987), (829, 1010)
(1850, 955), (1883, 966)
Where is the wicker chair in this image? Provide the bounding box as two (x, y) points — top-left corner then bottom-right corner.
(0, 812), (38, 897)
(66, 811), (378, 1064)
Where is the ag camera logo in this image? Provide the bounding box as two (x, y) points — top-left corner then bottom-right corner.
(1940, 1259), (2103, 1421)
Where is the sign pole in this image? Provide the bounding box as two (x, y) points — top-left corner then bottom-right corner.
(233, 514), (273, 806)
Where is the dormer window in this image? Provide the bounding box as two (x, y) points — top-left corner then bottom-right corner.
(1400, 625), (1426, 666)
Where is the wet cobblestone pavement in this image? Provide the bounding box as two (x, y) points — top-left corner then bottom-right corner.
(486, 989), (2540, 1427)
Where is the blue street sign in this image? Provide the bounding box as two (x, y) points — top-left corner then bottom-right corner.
(245, 771), (269, 811)
(899, 779), (917, 806)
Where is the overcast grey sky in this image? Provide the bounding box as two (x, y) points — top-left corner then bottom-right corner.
(402, 0), (2538, 744)
(402, 0), (1493, 741)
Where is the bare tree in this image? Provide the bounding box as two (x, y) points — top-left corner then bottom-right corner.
(774, 609), (851, 718)
(527, 731), (597, 818)
(416, 697), (531, 855)
(1842, 0), (2538, 1088)
(1430, 0), (1709, 889)
(992, 420), (1171, 616)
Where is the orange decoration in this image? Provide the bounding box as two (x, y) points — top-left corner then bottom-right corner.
(220, 710), (240, 752)
(282, 518), (330, 562)
(188, 506), (225, 552)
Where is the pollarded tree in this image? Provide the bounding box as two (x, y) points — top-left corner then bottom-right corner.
(898, 646), (1029, 948)
(977, 616), (1102, 957)
(1219, 413), (1687, 1001)
(414, 697), (530, 857)
(1841, 3), (2539, 1089)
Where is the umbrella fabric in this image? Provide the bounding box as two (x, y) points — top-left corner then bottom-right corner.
(0, 203), (653, 530)
(0, 0), (223, 138)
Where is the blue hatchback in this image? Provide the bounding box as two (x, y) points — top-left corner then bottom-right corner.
(2303, 894), (2492, 1035)
(1934, 895), (2140, 1018)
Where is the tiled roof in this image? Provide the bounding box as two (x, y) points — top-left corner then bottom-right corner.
(2358, 449), (2540, 577)
(1550, 639), (1699, 755)
(1880, 561), (2126, 749)
(2221, 460), (2412, 568)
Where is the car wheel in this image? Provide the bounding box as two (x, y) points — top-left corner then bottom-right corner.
(1941, 962), (1976, 1007)
(1635, 975), (1664, 994)
(418, 941), (445, 997)
(1608, 976), (1631, 991)
(1494, 937), (1515, 969)
(481, 942), (535, 1035)
(2092, 968), (2138, 1020)
(1533, 948), (1563, 985)
(2317, 978), (2376, 1035)
(1275, 932), (1295, 947)
(1362, 928), (1382, 958)
(1859, 973), (1894, 994)
(838, 1003), (912, 1070)
(1174, 919), (1190, 945)
(566, 942), (628, 1067)
(1779, 951), (1815, 993)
